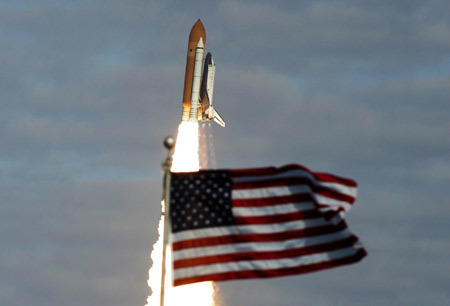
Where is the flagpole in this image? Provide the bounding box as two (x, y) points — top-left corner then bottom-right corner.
(160, 136), (175, 306)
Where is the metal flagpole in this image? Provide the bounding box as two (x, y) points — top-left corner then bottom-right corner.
(160, 136), (175, 306)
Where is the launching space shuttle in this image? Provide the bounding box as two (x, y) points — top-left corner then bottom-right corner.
(181, 20), (225, 127)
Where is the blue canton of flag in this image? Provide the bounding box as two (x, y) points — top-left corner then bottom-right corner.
(171, 171), (234, 232)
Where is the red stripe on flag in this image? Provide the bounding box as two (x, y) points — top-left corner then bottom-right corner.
(229, 164), (356, 188)
(314, 172), (357, 187)
(174, 235), (359, 269)
(233, 180), (355, 205)
(173, 248), (367, 286)
(232, 193), (314, 207)
(234, 210), (322, 225)
(232, 177), (314, 190)
(229, 164), (309, 177)
(315, 187), (356, 204)
(172, 221), (348, 251)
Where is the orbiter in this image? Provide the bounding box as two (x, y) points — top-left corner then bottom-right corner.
(181, 20), (225, 127)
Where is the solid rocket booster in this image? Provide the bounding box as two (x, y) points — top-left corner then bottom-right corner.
(182, 20), (206, 122)
(188, 37), (204, 122)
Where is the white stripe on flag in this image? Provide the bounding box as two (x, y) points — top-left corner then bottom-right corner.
(173, 228), (353, 260)
(231, 169), (316, 183)
(232, 185), (312, 199)
(172, 217), (332, 242)
(174, 246), (360, 279)
(232, 170), (356, 199)
(320, 182), (357, 198)
(232, 202), (316, 216)
(315, 194), (352, 211)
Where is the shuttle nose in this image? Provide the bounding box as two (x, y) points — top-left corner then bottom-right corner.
(189, 19), (206, 44)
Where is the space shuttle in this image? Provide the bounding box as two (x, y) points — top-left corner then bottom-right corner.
(181, 20), (225, 127)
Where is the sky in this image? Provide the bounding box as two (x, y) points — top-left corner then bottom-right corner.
(1, 0), (449, 305)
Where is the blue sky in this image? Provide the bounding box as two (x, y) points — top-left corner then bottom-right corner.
(1, 1), (449, 305)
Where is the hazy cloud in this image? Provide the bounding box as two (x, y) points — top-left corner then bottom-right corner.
(1, 0), (449, 305)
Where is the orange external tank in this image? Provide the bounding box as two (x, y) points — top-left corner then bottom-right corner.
(181, 19), (206, 122)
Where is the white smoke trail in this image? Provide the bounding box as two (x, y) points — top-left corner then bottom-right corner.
(146, 214), (164, 306)
(199, 123), (216, 170)
(146, 121), (216, 306)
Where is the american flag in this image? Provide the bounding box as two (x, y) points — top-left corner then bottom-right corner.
(169, 164), (366, 286)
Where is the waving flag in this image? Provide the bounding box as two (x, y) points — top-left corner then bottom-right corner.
(169, 164), (366, 286)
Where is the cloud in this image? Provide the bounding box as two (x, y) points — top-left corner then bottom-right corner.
(0, 179), (160, 306)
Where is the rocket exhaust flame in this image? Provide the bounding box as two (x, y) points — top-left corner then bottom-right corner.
(171, 122), (199, 173)
(146, 122), (216, 306)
